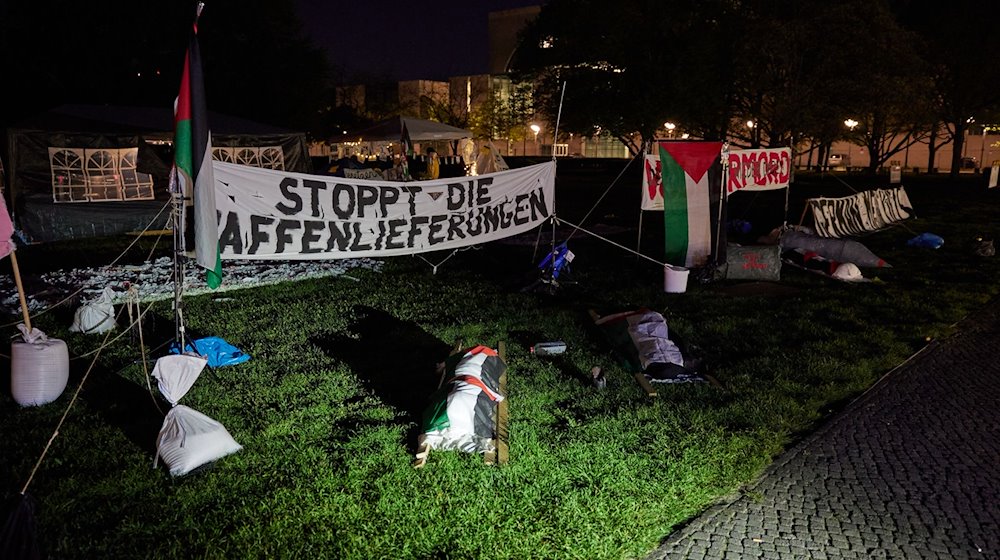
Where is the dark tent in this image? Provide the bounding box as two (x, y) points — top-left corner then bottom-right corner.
(4, 104), (312, 243)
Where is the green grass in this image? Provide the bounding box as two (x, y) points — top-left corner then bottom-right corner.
(1, 172), (998, 559)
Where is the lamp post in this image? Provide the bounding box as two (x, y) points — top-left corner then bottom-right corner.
(664, 122), (676, 139)
(844, 119), (858, 170)
(746, 120), (756, 147)
(530, 124), (541, 155)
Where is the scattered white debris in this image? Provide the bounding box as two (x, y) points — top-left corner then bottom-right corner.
(0, 256), (383, 316)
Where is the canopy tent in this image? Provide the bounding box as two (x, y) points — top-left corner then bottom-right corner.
(339, 116), (472, 143)
(4, 104), (312, 243)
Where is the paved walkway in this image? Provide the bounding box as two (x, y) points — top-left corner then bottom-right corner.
(648, 298), (1000, 560)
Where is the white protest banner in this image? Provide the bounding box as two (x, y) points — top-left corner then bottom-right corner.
(212, 161), (556, 260)
(808, 186), (912, 238)
(726, 147), (791, 194)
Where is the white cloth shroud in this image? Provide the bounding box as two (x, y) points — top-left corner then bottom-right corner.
(625, 311), (685, 370)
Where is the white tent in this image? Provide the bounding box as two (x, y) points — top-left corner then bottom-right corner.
(339, 116), (472, 143)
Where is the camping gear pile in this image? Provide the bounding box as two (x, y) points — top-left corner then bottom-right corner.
(777, 226), (890, 283)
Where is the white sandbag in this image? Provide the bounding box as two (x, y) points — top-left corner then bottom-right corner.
(155, 404), (243, 477)
(152, 354), (207, 405)
(151, 353), (241, 476)
(69, 286), (117, 334)
(10, 325), (69, 407)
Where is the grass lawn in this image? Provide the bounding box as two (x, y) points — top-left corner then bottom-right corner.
(1, 166), (998, 559)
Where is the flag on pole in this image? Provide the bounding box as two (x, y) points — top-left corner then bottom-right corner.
(173, 5), (222, 289)
(659, 141), (724, 268)
(400, 119), (413, 181)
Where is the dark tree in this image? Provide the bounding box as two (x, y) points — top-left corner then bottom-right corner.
(1, 1), (335, 136)
(892, 0), (1000, 176)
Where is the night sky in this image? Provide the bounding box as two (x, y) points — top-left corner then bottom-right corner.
(294, 0), (544, 82)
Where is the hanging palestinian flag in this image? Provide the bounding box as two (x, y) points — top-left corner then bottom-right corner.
(418, 345), (506, 455)
(659, 141), (724, 268)
(173, 6), (222, 289)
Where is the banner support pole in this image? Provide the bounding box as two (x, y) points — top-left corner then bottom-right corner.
(714, 144), (728, 269)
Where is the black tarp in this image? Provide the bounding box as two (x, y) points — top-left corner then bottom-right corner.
(4, 104), (312, 243)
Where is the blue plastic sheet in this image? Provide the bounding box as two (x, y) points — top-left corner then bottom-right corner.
(907, 232), (944, 249)
(170, 337), (251, 368)
(538, 242), (573, 279)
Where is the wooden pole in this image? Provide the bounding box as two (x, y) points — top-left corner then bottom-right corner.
(9, 250), (32, 332)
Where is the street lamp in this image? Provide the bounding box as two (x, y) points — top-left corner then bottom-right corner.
(530, 124), (541, 156)
(664, 122), (676, 138)
(844, 119), (859, 170)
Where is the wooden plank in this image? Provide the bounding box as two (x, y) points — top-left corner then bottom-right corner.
(412, 439), (431, 469)
(634, 373), (658, 397)
(496, 340), (509, 465)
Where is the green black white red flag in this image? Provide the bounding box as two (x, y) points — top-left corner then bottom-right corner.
(400, 120), (413, 181)
(658, 141), (724, 268)
(172, 4), (222, 289)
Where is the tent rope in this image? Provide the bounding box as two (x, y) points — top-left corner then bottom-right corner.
(0, 198), (173, 330)
(555, 217), (665, 267)
(127, 285), (164, 415)
(415, 245), (481, 274)
(563, 151), (642, 244)
(18, 305), (130, 495)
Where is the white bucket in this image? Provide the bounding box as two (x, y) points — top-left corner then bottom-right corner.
(664, 264), (689, 293)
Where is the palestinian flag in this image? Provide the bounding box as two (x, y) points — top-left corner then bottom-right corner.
(659, 141), (724, 268)
(419, 345), (506, 454)
(400, 120), (413, 181)
(173, 13), (222, 289)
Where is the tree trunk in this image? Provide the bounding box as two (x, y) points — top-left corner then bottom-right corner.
(950, 123), (966, 179)
(927, 123), (937, 173)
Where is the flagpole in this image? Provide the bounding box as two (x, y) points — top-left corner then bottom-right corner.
(172, 185), (186, 351)
(9, 251), (32, 332)
(714, 143), (728, 270)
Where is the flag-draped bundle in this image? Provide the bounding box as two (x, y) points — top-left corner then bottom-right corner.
(659, 142), (724, 268)
(173, 12), (222, 289)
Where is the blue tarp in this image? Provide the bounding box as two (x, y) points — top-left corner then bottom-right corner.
(170, 337), (251, 368)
